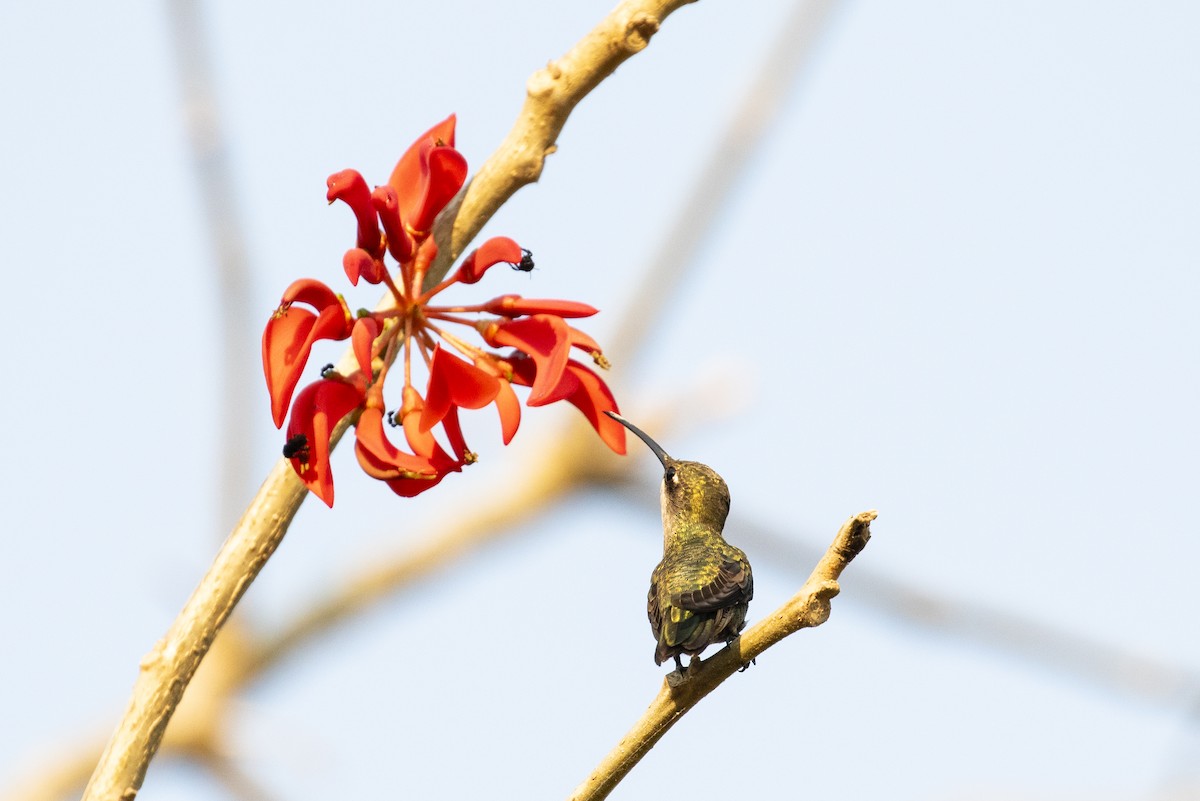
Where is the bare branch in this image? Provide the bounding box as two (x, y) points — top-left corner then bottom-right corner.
(568, 511), (877, 801)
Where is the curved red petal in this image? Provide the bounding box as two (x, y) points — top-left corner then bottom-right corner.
(388, 115), (459, 229)
(278, 279), (354, 340)
(370, 185), (415, 263)
(420, 345), (501, 432)
(484, 315), (572, 406)
(387, 402), (464, 497)
(351, 317), (381, 377)
(343, 248), (385, 286)
(494, 378), (521, 445)
(561, 360), (626, 454)
(385, 461), (455, 497)
(482, 295), (598, 319)
(262, 279), (353, 429)
(263, 307), (317, 428)
(281, 278), (340, 310)
(440, 406), (470, 463)
(568, 326), (603, 356)
(285, 379), (367, 506)
(312, 305), (354, 342)
(400, 386), (437, 459)
(326, 169), (383, 258)
(409, 147), (468, 233)
(354, 407), (438, 480)
(389, 117), (458, 190)
(453, 237), (524, 285)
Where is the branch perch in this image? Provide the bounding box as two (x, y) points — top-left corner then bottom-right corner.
(568, 510), (877, 801)
(78, 3), (698, 799)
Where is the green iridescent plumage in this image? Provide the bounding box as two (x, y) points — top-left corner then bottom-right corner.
(606, 412), (754, 672)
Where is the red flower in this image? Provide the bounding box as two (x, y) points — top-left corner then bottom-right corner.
(262, 117), (624, 506)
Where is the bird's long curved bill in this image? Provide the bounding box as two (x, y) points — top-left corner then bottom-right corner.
(604, 411), (672, 467)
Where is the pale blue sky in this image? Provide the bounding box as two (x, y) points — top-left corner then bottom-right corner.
(2, 2), (1198, 799)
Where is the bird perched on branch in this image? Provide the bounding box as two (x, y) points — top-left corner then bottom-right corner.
(605, 411), (754, 674)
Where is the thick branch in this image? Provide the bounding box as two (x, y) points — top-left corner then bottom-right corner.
(79, 462), (305, 801)
(568, 511), (877, 801)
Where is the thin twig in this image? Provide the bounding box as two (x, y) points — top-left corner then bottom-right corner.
(568, 511), (877, 801)
(78, 3), (703, 799)
(738, 513), (1200, 706)
(614, 476), (1200, 709)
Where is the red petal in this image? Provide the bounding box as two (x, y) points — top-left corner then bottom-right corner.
(388, 116), (462, 234)
(342, 248), (385, 286)
(494, 378), (521, 444)
(420, 345), (501, 432)
(285, 379), (367, 507)
(411, 147), (467, 233)
(281, 278), (342, 310)
(567, 326), (602, 356)
(262, 285), (353, 429)
(482, 295), (598, 319)
(483, 315), (572, 406)
(400, 386), (437, 458)
(326, 169), (383, 258)
(264, 308), (317, 428)
(388, 116), (457, 194)
(354, 407), (438, 480)
(560, 360), (626, 454)
(351, 317), (381, 377)
(388, 400), (464, 498)
(370, 185), (414, 263)
(453, 237), (524, 285)
(440, 406), (470, 463)
(384, 454), (458, 497)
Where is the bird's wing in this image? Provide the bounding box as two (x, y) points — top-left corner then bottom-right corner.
(672, 558), (752, 611)
(647, 573), (664, 638)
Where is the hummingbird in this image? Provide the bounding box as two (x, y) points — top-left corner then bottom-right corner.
(605, 411), (753, 674)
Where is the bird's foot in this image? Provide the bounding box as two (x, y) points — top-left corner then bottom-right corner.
(664, 655), (687, 687)
(737, 657), (757, 673)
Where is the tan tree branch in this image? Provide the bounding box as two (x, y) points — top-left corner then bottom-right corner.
(568, 510), (877, 801)
(78, 3), (698, 799)
(425, 0), (699, 285)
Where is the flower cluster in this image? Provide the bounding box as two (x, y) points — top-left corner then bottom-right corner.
(263, 116), (626, 506)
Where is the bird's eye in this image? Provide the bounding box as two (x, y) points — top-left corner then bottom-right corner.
(665, 466), (677, 483)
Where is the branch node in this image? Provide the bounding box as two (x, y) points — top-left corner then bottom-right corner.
(528, 64), (560, 96)
(815, 579), (841, 601)
(840, 510), (877, 561)
(625, 14), (661, 50)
